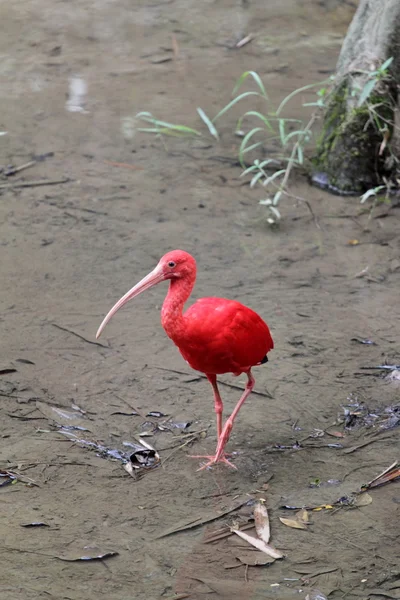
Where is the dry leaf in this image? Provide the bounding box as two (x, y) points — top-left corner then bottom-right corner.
(348, 239), (360, 246)
(354, 492), (373, 507)
(296, 508), (309, 523)
(379, 129), (390, 155)
(123, 462), (137, 478)
(236, 34), (253, 48)
(312, 504), (334, 511)
(231, 528), (284, 559)
(58, 546), (118, 561)
(326, 430), (345, 438)
(236, 551), (275, 566)
(279, 517), (307, 530)
(36, 401), (89, 430)
(254, 501), (270, 543)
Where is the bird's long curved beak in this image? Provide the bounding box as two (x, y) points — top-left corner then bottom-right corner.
(96, 265), (165, 339)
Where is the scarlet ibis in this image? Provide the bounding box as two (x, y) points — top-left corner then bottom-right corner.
(96, 250), (273, 469)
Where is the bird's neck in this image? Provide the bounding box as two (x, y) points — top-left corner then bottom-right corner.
(161, 276), (194, 342)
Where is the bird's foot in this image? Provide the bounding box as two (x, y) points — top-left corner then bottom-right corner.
(189, 452), (237, 471)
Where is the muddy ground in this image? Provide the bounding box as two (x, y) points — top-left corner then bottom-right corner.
(1, 1), (400, 599)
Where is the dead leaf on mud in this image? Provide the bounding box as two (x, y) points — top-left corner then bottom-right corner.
(325, 430), (345, 438)
(279, 516), (308, 530)
(231, 527), (284, 559)
(297, 508), (309, 523)
(127, 437), (160, 470)
(254, 500), (270, 543)
(146, 411), (166, 418)
(0, 469), (39, 487)
(0, 367), (17, 375)
(168, 420), (192, 429)
(236, 550), (276, 566)
(351, 337), (376, 345)
(36, 400), (90, 430)
(57, 546), (118, 562)
(0, 470), (15, 487)
(361, 461), (400, 491)
(354, 492), (373, 507)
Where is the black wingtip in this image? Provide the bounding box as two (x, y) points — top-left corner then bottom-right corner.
(260, 354), (268, 364)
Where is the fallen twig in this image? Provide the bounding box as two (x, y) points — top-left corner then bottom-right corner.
(51, 323), (109, 349)
(154, 496), (252, 539)
(360, 365), (400, 371)
(362, 460), (400, 490)
(231, 527), (284, 559)
(3, 161), (36, 176)
(0, 178), (70, 189)
(343, 433), (395, 454)
(203, 522), (254, 544)
(236, 34), (254, 48)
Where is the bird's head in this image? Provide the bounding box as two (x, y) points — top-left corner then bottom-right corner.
(96, 249), (196, 339)
(158, 249), (197, 280)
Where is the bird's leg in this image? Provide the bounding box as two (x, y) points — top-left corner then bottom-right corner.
(193, 370), (256, 470)
(189, 374), (234, 468)
(207, 373), (223, 439)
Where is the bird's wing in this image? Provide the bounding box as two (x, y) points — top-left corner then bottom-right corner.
(181, 298), (273, 373)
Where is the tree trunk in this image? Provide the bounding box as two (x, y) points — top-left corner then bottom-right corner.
(311, 0), (400, 195)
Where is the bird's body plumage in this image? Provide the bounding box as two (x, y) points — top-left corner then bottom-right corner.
(167, 297), (273, 375)
(96, 249), (274, 470)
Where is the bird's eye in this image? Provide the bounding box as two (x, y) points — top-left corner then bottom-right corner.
(168, 261), (176, 268)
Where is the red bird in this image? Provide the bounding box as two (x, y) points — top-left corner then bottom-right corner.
(96, 250), (273, 469)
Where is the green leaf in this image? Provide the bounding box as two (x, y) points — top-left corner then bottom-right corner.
(212, 91), (260, 123)
(257, 159), (280, 169)
(241, 164), (259, 176)
(269, 205), (281, 219)
(272, 190), (283, 205)
(239, 141), (264, 156)
(232, 71), (268, 99)
(136, 111), (202, 136)
(380, 56), (394, 72)
(276, 79), (330, 116)
(262, 169), (286, 187)
(357, 79), (376, 107)
(303, 99), (325, 107)
(360, 185), (385, 203)
(297, 145), (304, 165)
(250, 171), (265, 188)
(196, 108), (219, 139)
(278, 119), (286, 145)
(236, 111), (274, 133)
(238, 127), (264, 167)
(284, 129), (306, 142)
